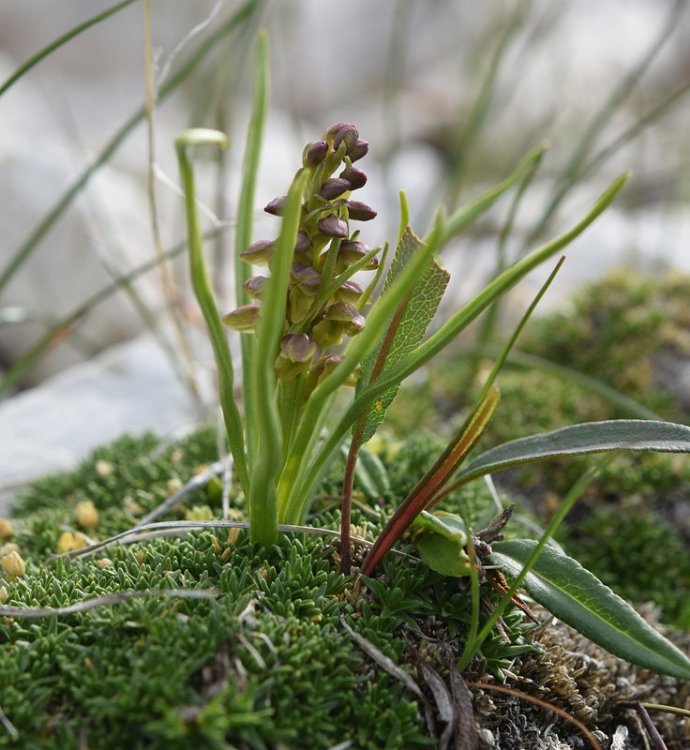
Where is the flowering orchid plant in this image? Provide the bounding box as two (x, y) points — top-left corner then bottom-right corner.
(175, 36), (690, 683)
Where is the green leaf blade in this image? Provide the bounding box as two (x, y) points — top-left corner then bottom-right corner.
(489, 539), (690, 681)
(456, 419), (690, 486)
(359, 226), (450, 441)
(414, 511), (470, 578)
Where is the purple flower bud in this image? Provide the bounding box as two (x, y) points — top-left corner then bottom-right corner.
(264, 196), (288, 216)
(315, 354), (343, 382)
(322, 302), (365, 332)
(339, 166), (367, 189)
(338, 240), (378, 270)
(303, 140), (328, 167)
(291, 264), (321, 292)
(334, 279), (364, 304)
(244, 276), (267, 299)
(280, 334), (318, 363)
(318, 214), (348, 238)
(240, 239), (274, 266)
(275, 334), (319, 381)
(312, 355), (360, 386)
(312, 302), (365, 348)
(294, 231), (312, 253)
(222, 304), (260, 332)
(346, 139), (369, 162)
(326, 122), (359, 150)
(346, 200), (377, 221)
(319, 178), (351, 200)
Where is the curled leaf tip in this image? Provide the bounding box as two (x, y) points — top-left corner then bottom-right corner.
(175, 128), (229, 151)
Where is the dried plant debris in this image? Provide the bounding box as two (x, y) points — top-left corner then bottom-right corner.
(472, 605), (690, 749)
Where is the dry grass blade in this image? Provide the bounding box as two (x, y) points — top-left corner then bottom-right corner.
(420, 663), (454, 750)
(0, 704), (18, 741)
(450, 670), (478, 750)
(50, 520), (411, 561)
(0, 588), (218, 619)
(467, 681), (602, 750)
(635, 703), (669, 750)
(340, 618), (423, 698)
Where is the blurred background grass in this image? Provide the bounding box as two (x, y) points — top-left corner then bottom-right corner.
(2, 0), (690, 391)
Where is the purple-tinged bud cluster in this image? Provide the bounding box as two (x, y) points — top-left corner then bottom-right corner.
(224, 122), (380, 389)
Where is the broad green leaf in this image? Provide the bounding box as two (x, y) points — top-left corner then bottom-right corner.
(488, 539), (690, 681)
(454, 419), (690, 487)
(358, 226), (450, 442)
(414, 511), (470, 578)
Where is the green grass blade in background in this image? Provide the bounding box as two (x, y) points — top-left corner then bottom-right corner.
(446, 0), (529, 201)
(0, 0), (140, 98)
(524, 0), (685, 246)
(0, 227), (227, 395)
(235, 30), (269, 465)
(0, 0), (262, 296)
(477, 144), (545, 347)
(454, 419), (690, 487)
(433, 141), (547, 247)
(489, 539), (690, 680)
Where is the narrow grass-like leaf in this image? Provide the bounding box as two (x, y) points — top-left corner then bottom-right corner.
(359, 386), (500, 576)
(0, 0), (139, 97)
(454, 419), (690, 487)
(175, 129), (250, 496)
(0, 226), (226, 394)
(477, 144), (545, 346)
(410, 173), (630, 387)
(235, 30), (269, 465)
(397, 190), (410, 247)
(488, 539), (690, 681)
(476, 256), (564, 403)
(249, 169), (309, 545)
(446, 0), (528, 200)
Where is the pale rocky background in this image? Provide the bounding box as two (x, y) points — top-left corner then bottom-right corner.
(2, 0), (690, 509)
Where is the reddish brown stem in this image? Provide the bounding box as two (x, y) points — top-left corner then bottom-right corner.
(340, 295), (410, 574)
(340, 424), (364, 575)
